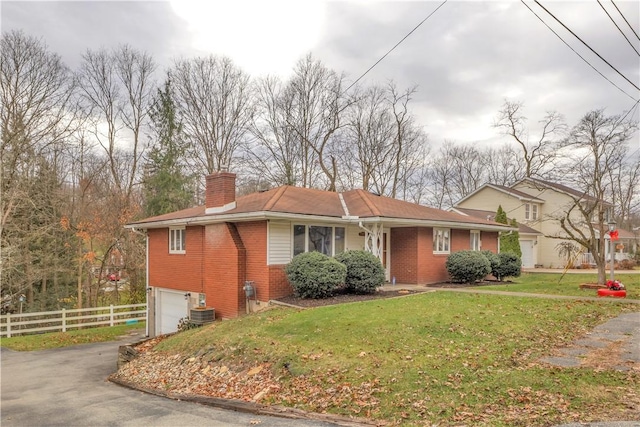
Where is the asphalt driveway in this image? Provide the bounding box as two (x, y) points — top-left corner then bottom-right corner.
(0, 331), (336, 427)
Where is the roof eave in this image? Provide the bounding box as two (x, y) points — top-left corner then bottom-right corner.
(126, 211), (512, 232)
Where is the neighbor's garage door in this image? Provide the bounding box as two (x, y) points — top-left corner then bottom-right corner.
(519, 240), (534, 268)
(156, 289), (188, 335)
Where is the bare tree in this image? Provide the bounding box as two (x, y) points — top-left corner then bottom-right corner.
(447, 143), (485, 200)
(1, 30), (79, 306)
(342, 82), (428, 198)
(607, 153), (640, 228)
(426, 142), (458, 209)
(554, 109), (637, 285)
(343, 84), (395, 192)
(246, 75), (307, 186)
(482, 143), (526, 186)
(171, 55), (254, 176)
(494, 100), (567, 178)
(285, 54), (348, 191)
(77, 45), (155, 200)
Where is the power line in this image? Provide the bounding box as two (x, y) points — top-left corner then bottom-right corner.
(534, 1), (640, 93)
(596, 0), (640, 56)
(611, 0), (640, 42)
(520, 1), (638, 101)
(342, 0), (448, 94)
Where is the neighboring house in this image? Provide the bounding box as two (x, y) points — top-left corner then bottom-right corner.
(126, 172), (510, 336)
(452, 178), (637, 268)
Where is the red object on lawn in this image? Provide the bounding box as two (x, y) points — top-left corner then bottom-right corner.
(597, 288), (626, 298)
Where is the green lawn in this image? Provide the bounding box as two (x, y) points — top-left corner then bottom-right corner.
(482, 272), (640, 299)
(0, 322), (145, 351)
(147, 292), (638, 426)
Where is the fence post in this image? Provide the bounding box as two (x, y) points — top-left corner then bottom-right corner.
(62, 309), (66, 332)
(6, 314), (11, 338)
(110, 305), (114, 327)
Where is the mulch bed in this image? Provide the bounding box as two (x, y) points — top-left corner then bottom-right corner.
(273, 281), (512, 308)
(274, 288), (428, 308)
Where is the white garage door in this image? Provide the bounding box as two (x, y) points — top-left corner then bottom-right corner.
(157, 289), (188, 335)
(520, 240), (534, 268)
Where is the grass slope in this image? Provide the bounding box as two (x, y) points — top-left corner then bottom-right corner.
(136, 292), (638, 426)
(482, 272), (640, 299)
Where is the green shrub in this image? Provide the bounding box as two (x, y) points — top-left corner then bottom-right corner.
(177, 317), (200, 332)
(493, 252), (522, 281)
(285, 251), (347, 299)
(446, 250), (491, 283)
(335, 250), (385, 294)
(481, 250), (500, 277)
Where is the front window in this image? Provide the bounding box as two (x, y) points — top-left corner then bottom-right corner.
(293, 225), (346, 256)
(532, 204), (538, 220)
(169, 228), (185, 254)
(525, 204), (530, 220)
(470, 230), (481, 251)
(433, 228), (450, 254)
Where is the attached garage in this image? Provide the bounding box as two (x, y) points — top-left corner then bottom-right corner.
(155, 288), (189, 335)
(519, 239), (534, 268)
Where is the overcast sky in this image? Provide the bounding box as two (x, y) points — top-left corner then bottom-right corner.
(2, 0), (639, 150)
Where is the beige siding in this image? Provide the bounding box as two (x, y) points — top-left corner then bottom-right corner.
(346, 225), (365, 251)
(513, 181), (589, 268)
(458, 187), (521, 213)
(268, 221), (291, 265)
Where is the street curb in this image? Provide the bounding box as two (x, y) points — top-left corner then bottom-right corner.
(108, 376), (382, 427)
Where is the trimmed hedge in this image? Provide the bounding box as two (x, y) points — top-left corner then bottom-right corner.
(493, 252), (522, 281)
(335, 250), (385, 294)
(446, 250), (491, 283)
(285, 251), (346, 299)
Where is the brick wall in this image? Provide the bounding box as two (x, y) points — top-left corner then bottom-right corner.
(390, 227), (418, 283)
(268, 265), (294, 299)
(205, 172), (236, 208)
(390, 227), (497, 284)
(148, 227), (205, 293)
(481, 231), (498, 252)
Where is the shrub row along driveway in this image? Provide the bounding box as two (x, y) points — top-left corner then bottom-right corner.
(0, 331), (335, 427)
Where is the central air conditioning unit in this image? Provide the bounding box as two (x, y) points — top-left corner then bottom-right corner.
(190, 307), (215, 325)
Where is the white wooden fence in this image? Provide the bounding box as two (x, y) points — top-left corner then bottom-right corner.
(0, 303), (146, 338)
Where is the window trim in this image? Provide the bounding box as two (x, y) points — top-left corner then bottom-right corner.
(292, 224), (346, 257)
(433, 227), (451, 254)
(470, 230), (481, 251)
(169, 227), (186, 254)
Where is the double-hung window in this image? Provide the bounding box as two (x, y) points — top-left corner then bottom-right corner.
(433, 228), (450, 254)
(470, 230), (481, 251)
(169, 227), (186, 254)
(525, 203), (538, 221)
(293, 225), (346, 257)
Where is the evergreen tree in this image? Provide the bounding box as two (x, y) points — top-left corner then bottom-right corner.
(495, 205), (507, 224)
(495, 206), (522, 256)
(143, 76), (194, 217)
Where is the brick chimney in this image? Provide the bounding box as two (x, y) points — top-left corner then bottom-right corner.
(205, 172), (236, 214)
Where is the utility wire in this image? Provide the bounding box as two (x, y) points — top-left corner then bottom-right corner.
(534, 0), (640, 92)
(611, 0), (640, 42)
(342, 0), (448, 94)
(520, 1), (638, 101)
(597, 0), (640, 56)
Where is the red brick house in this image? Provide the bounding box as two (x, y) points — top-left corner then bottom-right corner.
(127, 172), (509, 336)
